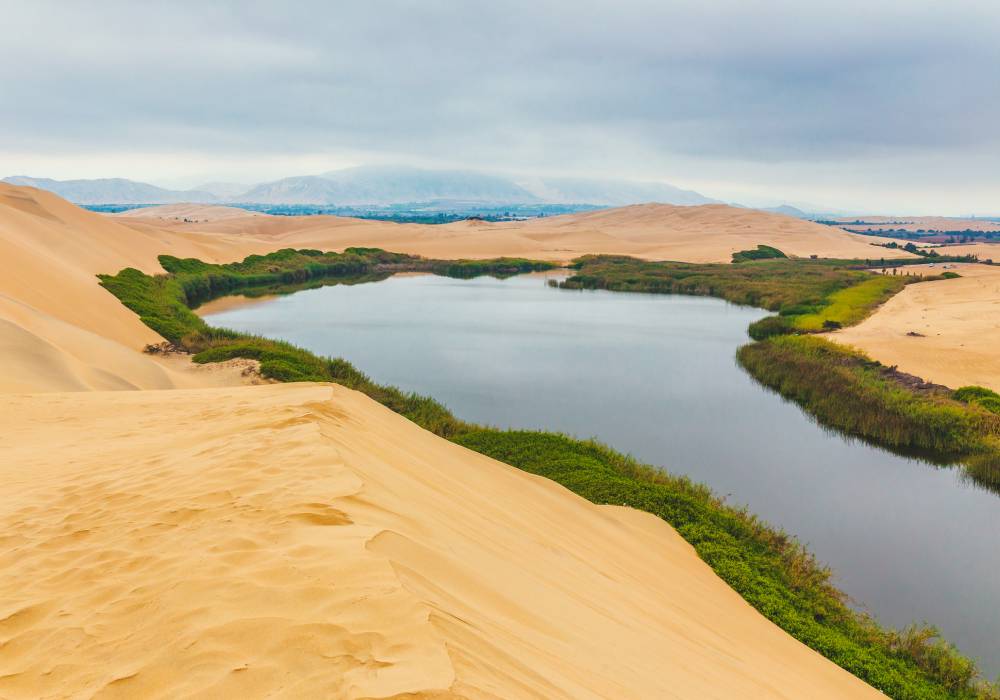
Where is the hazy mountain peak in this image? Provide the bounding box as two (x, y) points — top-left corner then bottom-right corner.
(2, 175), (217, 204)
(193, 181), (251, 199)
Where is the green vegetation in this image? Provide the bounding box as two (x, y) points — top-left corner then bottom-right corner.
(97, 248), (999, 699)
(954, 386), (1000, 416)
(732, 243), (788, 262)
(737, 335), (1000, 460)
(555, 254), (921, 339)
(558, 255), (879, 309)
(790, 275), (905, 331)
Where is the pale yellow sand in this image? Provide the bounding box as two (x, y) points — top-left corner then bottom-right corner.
(834, 262), (1000, 391)
(0, 384), (882, 699)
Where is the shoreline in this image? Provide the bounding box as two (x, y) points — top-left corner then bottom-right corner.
(95, 247), (996, 696)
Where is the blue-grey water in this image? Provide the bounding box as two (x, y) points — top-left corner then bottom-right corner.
(203, 272), (1000, 673)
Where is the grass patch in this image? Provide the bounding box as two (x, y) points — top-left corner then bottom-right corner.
(96, 248), (1000, 699)
(554, 255), (927, 339)
(554, 254), (972, 341)
(791, 275), (905, 331)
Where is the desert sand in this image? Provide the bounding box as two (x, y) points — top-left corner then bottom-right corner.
(835, 263), (1000, 392)
(0, 181), (888, 697)
(0, 384), (882, 699)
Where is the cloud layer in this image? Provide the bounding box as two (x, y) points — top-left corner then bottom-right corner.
(2, 0), (998, 213)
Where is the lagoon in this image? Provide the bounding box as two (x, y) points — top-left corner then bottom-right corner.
(202, 271), (1000, 672)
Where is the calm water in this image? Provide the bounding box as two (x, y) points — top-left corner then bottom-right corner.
(204, 272), (1000, 672)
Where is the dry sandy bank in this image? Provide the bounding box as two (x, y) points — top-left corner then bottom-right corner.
(834, 262), (1000, 391)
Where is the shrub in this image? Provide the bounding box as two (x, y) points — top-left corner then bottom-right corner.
(732, 244), (788, 262)
(952, 386), (1000, 416)
(954, 386), (1000, 403)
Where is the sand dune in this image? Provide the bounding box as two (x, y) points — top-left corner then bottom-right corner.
(835, 262), (1000, 391)
(155, 201), (913, 263)
(0, 383), (882, 699)
(0, 184), (277, 391)
(0, 182), (890, 696)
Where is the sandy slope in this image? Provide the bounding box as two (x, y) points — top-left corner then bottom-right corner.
(0, 184), (276, 390)
(0, 383), (882, 699)
(835, 263), (1000, 391)
(156, 201), (912, 263)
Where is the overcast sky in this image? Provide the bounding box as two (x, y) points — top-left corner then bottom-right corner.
(2, 0), (998, 214)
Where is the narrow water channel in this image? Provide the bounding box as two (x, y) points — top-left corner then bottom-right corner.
(201, 272), (1000, 672)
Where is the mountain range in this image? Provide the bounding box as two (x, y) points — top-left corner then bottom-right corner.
(1, 176), (218, 205)
(3, 166), (721, 208)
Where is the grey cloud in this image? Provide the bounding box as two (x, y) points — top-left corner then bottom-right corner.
(1, 0), (998, 207)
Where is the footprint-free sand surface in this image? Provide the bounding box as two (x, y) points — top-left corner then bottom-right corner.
(0, 384), (884, 699)
(0, 182), (896, 697)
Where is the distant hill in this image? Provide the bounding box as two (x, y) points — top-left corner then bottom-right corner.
(5, 166), (720, 208)
(516, 176), (719, 206)
(193, 181), (252, 199)
(236, 166), (540, 205)
(2, 176), (217, 204)
(763, 204), (809, 218)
